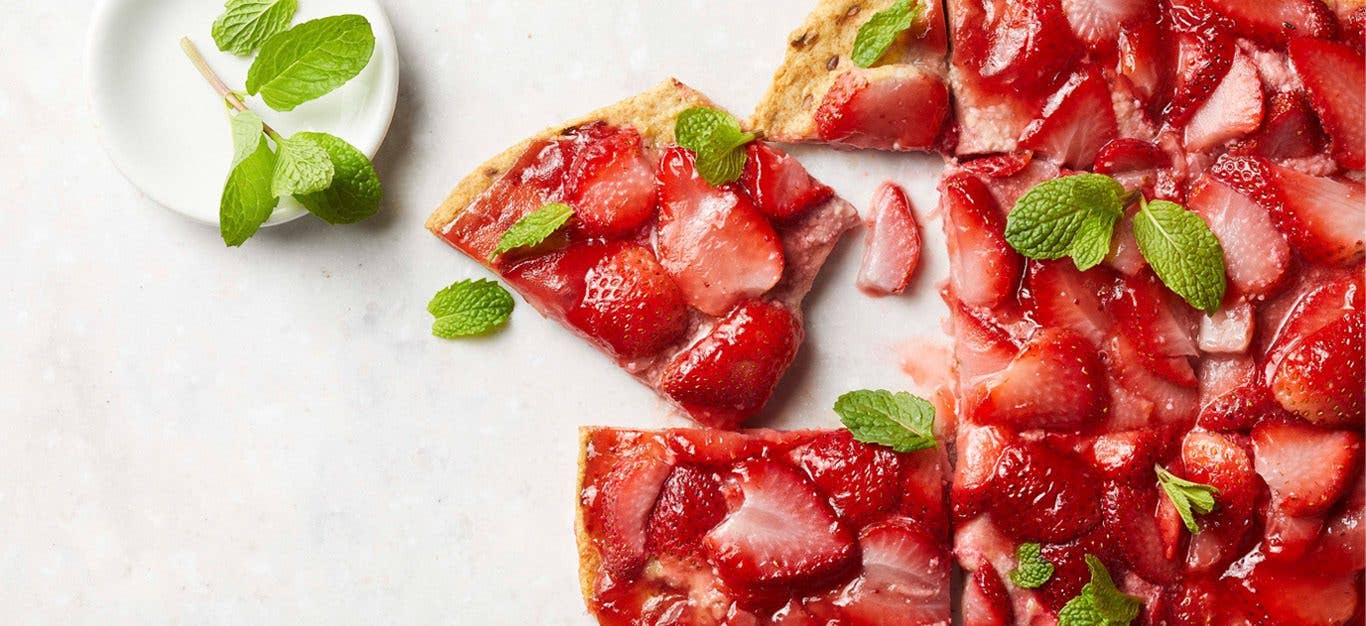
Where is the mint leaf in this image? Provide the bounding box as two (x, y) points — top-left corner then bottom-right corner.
(491, 202), (575, 260)
(272, 133), (334, 197)
(220, 111), (278, 246)
(246, 14), (375, 112)
(851, 0), (922, 68)
(212, 0), (298, 56)
(1005, 174), (1127, 269)
(1156, 465), (1219, 534)
(293, 132), (382, 224)
(428, 279), (515, 338)
(1010, 543), (1055, 589)
(674, 107), (756, 186)
(1058, 556), (1142, 626)
(1132, 199), (1227, 313)
(834, 389), (936, 452)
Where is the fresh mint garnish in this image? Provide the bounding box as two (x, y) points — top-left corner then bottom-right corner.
(212, 0), (298, 56)
(834, 389), (936, 452)
(292, 132), (382, 224)
(1132, 198), (1227, 313)
(1156, 465), (1219, 534)
(1057, 556), (1142, 626)
(491, 202), (575, 261)
(272, 133), (335, 197)
(851, 0), (923, 68)
(246, 14), (376, 112)
(1005, 174), (1127, 270)
(220, 110), (279, 246)
(1010, 543), (1055, 589)
(428, 279), (515, 339)
(674, 107), (756, 186)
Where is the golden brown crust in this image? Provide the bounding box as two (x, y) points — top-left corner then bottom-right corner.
(425, 79), (718, 234)
(575, 426), (602, 608)
(749, 0), (946, 142)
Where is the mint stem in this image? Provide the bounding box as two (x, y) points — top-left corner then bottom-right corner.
(179, 37), (284, 142)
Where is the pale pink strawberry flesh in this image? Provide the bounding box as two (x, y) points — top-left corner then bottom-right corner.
(857, 182), (922, 297)
(579, 428), (949, 626)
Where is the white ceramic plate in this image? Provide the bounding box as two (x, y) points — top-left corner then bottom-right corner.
(86, 0), (400, 226)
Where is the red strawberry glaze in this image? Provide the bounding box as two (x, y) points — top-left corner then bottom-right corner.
(578, 428), (950, 626)
(436, 118), (857, 428)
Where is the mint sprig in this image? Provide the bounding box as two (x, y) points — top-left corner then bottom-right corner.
(834, 389), (936, 452)
(1057, 556), (1142, 626)
(675, 107), (756, 186)
(851, 0), (923, 68)
(246, 14), (376, 112)
(1010, 543), (1055, 589)
(212, 0), (298, 56)
(1156, 465), (1219, 534)
(1003, 174), (1228, 313)
(180, 29), (382, 246)
(1132, 199), (1227, 313)
(428, 279), (515, 339)
(491, 202), (575, 261)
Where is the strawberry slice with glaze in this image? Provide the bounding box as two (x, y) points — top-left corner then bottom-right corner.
(1186, 173), (1289, 299)
(656, 147), (785, 316)
(1024, 259), (1114, 348)
(564, 123), (659, 238)
(1019, 65), (1119, 168)
(1266, 164), (1366, 266)
(962, 558), (1012, 626)
(955, 0), (1083, 99)
(837, 517), (951, 626)
(983, 440), (1103, 543)
(1182, 48), (1263, 153)
(1229, 91), (1327, 160)
(857, 182), (922, 297)
(1180, 430), (1258, 572)
(1201, 0), (1338, 43)
(1164, 5), (1235, 128)
(1253, 421), (1364, 518)
(1105, 272), (1199, 387)
(702, 459), (858, 588)
(740, 142), (833, 221)
(566, 243), (690, 361)
(659, 300), (802, 428)
(593, 457), (673, 579)
(1060, 0), (1149, 51)
(814, 67), (951, 151)
(644, 465), (727, 561)
(1290, 37), (1366, 169)
(943, 172), (1023, 309)
(1268, 312), (1366, 427)
(973, 327), (1108, 430)
(791, 431), (904, 527)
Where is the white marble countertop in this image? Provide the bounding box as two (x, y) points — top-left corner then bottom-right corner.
(2, 2), (948, 623)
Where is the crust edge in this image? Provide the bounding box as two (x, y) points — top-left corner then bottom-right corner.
(574, 426), (602, 611)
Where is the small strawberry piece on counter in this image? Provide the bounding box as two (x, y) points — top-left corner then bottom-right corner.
(857, 182), (922, 297)
(577, 427), (949, 626)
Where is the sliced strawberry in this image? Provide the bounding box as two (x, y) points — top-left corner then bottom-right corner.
(1103, 332), (1201, 426)
(1180, 430), (1258, 572)
(1345, 6), (1366, 54)
(564, 123), (658, 238)
(1268, 312), (1365, 427)
(1229, 90), (1326, 160)
(740, 142), (833, 221)
(1239, 561), (1363, 625)
(814, 66), (951, 151)
(985, 441), (1103, 543)
(974, 327), (1108, 430)
(950, 301), (1018, 384)
(1197, 301), (1255, 354)
(503, 242), (616, 317)
(1036, 541), (1096, 612)
(952, 426), (1009, 521)
(898, 449), (950, 539)
(1023, 260), (1114, 347)
(962, 558), (1012, 626)
(942, 172), (1023, 309)
(645, 465), (727, 559)
(1087, 428), (1172, 482)
(1265, 271), (1364, 370)
(1253, 421), (1363, 517)
(1116, 19), (1165, 103)
(1019, 65), (1119, 168)
(1201, 0), (1338, 42)
(1095, 138), (1171, 174)
(1105, 272), (1199, 386)
(664, 429), (770, 466)
(959, 152), (1034, 179)
(566, 243), (689, 361)
(1290, 37), (1366, 169)
(656, 147), (784, 316)
(593, 457), (673, 579)
(659, 299), (802, 428)
(702, 459), (858, 587)
(1104, 213), (1148, 276)
(1265, 164), (1366, 266)
(444, 139), (569, 259)
(1186, 174), (1289, 299)
(857, 182), (922, 297)
(790, 431), (903, 527)
(1060, 0), (1149, 50)
(1197, 356), (1284, 430)
(1097, 481), (1181, 583)
(838, 517), (950, 626)
(955, 0), (1083, 99)
(1183, 49), (1263, 153)
(1307, 478), (1366, 575)
(1163, 9), (1235, 128)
